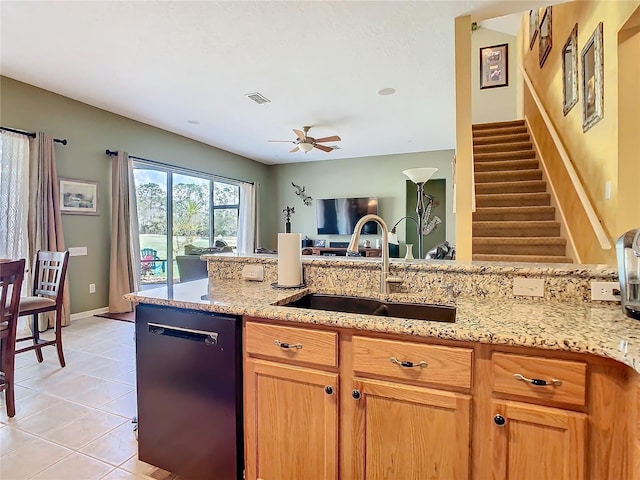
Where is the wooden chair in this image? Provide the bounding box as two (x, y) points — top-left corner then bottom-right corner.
(0, 259), (26, 418)
(15, 250), (69, 367)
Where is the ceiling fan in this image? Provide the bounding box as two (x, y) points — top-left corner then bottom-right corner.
(269, 126), (341, 153)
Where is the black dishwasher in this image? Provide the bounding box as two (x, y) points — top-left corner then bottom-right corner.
(135, 304), (243, 480)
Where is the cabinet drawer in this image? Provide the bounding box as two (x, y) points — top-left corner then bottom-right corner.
(352, 336), (472, 389)
(245, 322), (338, 368)
(492, 352), (586, 407)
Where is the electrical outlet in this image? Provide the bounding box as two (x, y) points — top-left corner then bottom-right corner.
(513, 277), (545, 297)
(89, 283), (96, 294)
(241, 264), (264, 282)
(590, 281), (621, 301)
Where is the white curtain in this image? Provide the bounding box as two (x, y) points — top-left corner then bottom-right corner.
(0, 132), (30, 261)
(237, 182), (257, 254)
(109, 152), (140, 313)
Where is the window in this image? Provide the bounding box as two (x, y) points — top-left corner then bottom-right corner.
(133, 160), (240, 287)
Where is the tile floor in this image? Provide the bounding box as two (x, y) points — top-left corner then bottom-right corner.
(1, 316), (176, 480)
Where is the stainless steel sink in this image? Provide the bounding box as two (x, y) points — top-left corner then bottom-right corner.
(282, 293), (456, 323)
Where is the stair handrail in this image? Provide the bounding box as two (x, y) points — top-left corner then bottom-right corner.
(520, 66), (611, 250)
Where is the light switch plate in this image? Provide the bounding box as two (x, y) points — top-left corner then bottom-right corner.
(513, 277), (544, 297)
(68, 246), (88, 256)
(242, 264), (264, 282)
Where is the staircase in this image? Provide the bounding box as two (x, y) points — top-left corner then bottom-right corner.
(472, 120), (572, 263)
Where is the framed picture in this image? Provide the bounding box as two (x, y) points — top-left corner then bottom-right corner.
(480, 43), (508, 89)
(529, 9), (539, 50)
(59, 178), (99, 215)
(581, 22), (604, 132)
(539, 7), (552, 67)
(562, 24), (578, 115)
(313, 239), (326, 248)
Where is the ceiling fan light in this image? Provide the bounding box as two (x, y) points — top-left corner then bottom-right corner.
(299, 142), (314, 153)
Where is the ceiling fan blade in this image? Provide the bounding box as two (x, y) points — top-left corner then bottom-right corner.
(289, 146), (300, 153)
(313, 144), (333, 152)
(314, 135), (341, 143)
(269, 140), (295, 143)
(293, 129), (306, 140)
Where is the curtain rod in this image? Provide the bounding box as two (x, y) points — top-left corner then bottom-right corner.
(105, 149), (254, 185)
(1, 126), (67, 145)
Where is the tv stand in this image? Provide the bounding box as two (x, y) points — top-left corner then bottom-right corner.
(310, 247), (381, 258)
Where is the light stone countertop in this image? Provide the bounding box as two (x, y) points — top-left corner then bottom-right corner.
(125, 277), (640, 374)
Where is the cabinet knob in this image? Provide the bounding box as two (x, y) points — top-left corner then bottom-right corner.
(352, 389), (361, 400)
(494, 414), (506, 426)
(324, 386), (333, 395)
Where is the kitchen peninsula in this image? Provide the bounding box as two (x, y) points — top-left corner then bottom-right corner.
(126, 255), (640, 480)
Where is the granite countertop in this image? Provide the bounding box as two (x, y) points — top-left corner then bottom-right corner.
(125, 278), (640, 374)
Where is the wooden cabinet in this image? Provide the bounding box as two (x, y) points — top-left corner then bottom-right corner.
(244, 321), (339, 480)
(490, 400), (586, 480)
(244, 318), (639, 480)
(244, 359), (338, 480)
(350, 377), (471, 480)
(488, 351), (588, 480)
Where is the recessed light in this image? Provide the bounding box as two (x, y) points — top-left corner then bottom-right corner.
(187, 120), (200, 125)
(377, 87), (396, 96)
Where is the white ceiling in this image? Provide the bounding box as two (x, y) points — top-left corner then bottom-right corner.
(1, 1), (551, 165)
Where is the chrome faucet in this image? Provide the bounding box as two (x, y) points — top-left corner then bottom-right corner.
(347, 214), (402, 294)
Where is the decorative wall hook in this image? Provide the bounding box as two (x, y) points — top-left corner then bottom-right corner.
(292, 182), (312, 206)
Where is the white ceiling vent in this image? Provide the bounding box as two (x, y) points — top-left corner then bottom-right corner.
(330, 145), (341, 150)
(245, 92), (271, 104)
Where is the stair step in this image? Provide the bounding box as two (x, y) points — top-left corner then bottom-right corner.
(473, 221), (561, 237)
(472, 125), (528, 137)
(476, 192), (551, 207)
(474, 150), (536, 162)
(474, 159), (539, 172)
(474, 142), (533, 153)
(473, 133), (530, 145)
(472, 254), (573, 264)
(473, 120), (526, 131)
(473, 236), (566, 255)
(475, 169), (542, 183)
(476, 180), (547, 194)
(473, 206), (556, 222)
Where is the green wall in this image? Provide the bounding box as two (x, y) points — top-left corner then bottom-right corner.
(272, 151), (455, 250)
(1, 76), (277, 314)
(1, 76), (456, 315)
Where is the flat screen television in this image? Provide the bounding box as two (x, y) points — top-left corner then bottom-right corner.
(316, 197), (379, 235)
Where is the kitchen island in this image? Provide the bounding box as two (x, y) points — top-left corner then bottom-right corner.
(126, 256), (640, 480)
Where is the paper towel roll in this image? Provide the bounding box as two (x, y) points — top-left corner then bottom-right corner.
(278, 233), (302, 287)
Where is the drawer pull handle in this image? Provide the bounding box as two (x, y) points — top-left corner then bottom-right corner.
(274, 340), (303, 350)
(390, 356), (428, 368)
(514, 373), (562, 387)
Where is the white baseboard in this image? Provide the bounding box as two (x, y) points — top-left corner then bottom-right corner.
(70, 307), (109, 321)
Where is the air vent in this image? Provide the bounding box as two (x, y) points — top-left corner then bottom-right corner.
(330, 145), (341, 150)
(244, 92), (271, 104)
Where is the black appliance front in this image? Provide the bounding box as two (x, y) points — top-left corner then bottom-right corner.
(135, 304), (243, 480)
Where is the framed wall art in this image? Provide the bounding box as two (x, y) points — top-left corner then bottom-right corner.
(539, 7), (552, 67)
(480, 43), (508, 89)
(562, 24), (578, 115)
(59, 178), (99, 215)
(581, 22), (604, 132)
(529, 9), (539, 50)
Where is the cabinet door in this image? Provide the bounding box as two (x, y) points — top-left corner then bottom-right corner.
(491, 400), (586, 480)
(245, 359), (338, 480)
(350, 378), (471, 480)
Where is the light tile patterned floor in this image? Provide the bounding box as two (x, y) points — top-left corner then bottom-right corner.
(0, 316), (176, 480)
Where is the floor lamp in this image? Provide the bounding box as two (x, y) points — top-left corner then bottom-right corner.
(402, 167), (438, 259)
